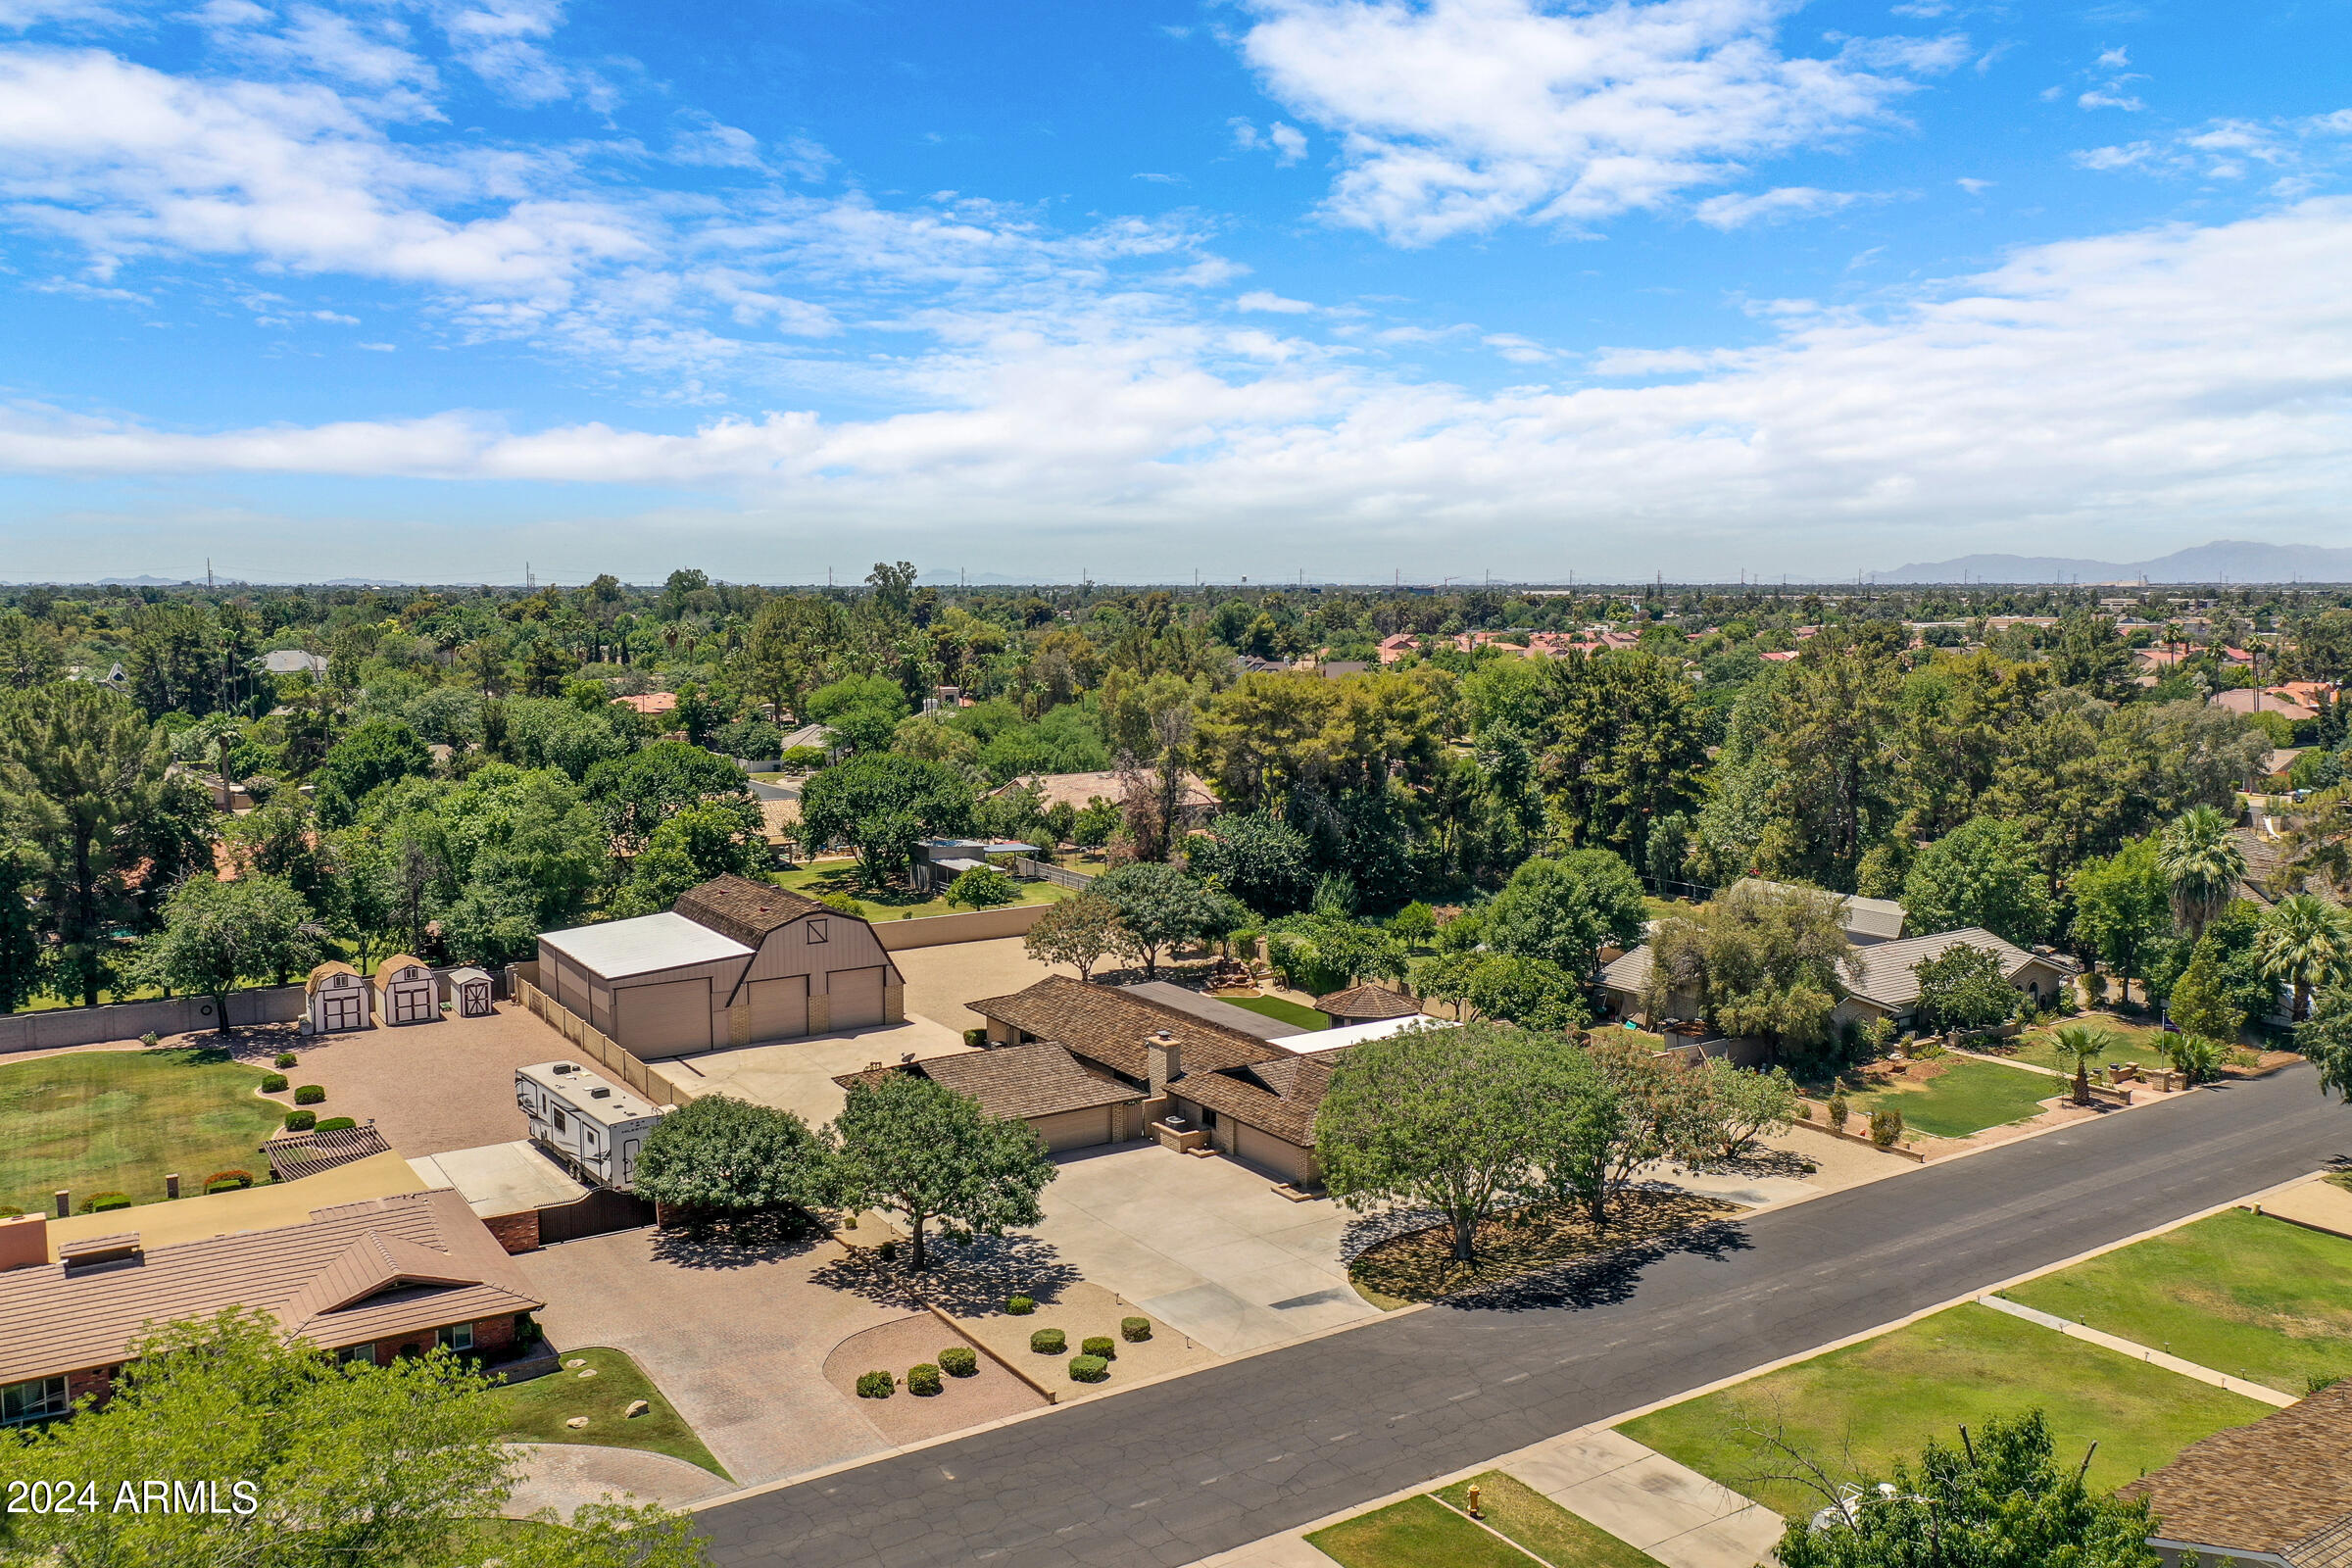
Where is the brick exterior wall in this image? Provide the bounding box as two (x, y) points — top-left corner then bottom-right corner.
(481, 1208), (541, 1253)
(66, 1365), (115, 1406)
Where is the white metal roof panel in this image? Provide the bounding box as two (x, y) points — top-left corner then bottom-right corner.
(1278, 1015), (1460, 1054)
(539, 912), (750, 979)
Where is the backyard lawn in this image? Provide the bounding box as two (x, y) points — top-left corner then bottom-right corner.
(1305, 1494), (1537, 1568)
(2000, 1208), (2352, 1396)
(0, 1047), (285, 1215)
(1996, 1016), (2172, 1076)
(770, 862), (1066, 923)
(1842, 1055), (2056, 1140)
(1434, 1473), (1666, 1568)
(486, 1347), (729, 1480)
(1619, 1302), (2270, 1518)
(1220, 994), (1327, 1030)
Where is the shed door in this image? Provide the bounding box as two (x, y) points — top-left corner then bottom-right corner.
(461, 978), (493, 1016)
(615, 978), (711, 1057)
(319, 990), (365, 1032)
(826, 966), (886, 1030)
(1030, 1106), (1114, 1152)
(391, 980), (435, 1023)
(747, 976), (808, 1042)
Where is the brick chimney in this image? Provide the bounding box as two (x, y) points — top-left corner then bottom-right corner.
(1147, 1030), (1180, 1095)
(0, 1213), (47, 1273)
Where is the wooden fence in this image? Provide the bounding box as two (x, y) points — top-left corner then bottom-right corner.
(511, 973), (695, 1107)
(1010, 857), (1094, 890)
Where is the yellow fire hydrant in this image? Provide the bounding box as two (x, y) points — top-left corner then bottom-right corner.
(1466, 1483), (1483, 1519)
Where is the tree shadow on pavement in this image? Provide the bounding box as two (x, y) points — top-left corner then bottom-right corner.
(1441, 1216), (1753, 1313)
(649, 1208), (830, 1271)
(808, 1232), (1081, 1315)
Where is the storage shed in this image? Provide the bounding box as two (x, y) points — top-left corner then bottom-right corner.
(373, 955), (438, 1026)
(534, 875), (905, 1059)
(444, 966), (496, 1018)
(305, 960), (370, 1034)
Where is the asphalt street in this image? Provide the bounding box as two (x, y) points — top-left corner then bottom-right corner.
(695, 1064), (2351, 1567)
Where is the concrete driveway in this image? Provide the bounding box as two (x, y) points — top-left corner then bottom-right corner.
(666, 1018), (970, 1125)
(893, 936), (1069, 1034)
(1034, 1143), (1380, 1356)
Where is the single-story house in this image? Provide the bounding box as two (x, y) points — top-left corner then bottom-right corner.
(909, 838), (1040, 894)
(0, 1190), (542, 1427)
(1312, 982), (1423, 1028)
(2120, 1376), (2352, 1565)
(1835, 927), (2074, 1031)
(374, 955), (437, 1026)
(1732, 878), (1906, 945)
(534, 875), (903, 1059)
(260, 650), (328, 677)
(306, 959), (371, 1033)
(2214, 688), (2320, 724)
(612, 691), (678, 717)
(1116, 980), (1305, 1042)
(989, 770), (1219, 825)
(834, 1042), (1148, 1152)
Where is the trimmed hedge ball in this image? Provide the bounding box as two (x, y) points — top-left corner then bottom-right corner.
(1029, 1328), (1066, 1355)
(1005, 1295), (1036, 1315)
(315, 1116), (356, 1133)
(906, 1363), (943, 1396)
(293, 1084), (325, 1105)
(940, 1348), (979, 1378)
(274, 1053), (298, 1069)
(855, 1370), (894, 1399)
(1068, 1354), (1109, 1384)
(261, 1073), (289, 1094)
(1081, 1336), (1115, 1359)
(85, 1192), (131, 1213)
(1121, 1316), (1152, 1343)
(282, 1109), (317, 1132)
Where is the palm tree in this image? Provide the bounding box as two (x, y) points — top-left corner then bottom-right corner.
(2257, 893), (2352, 1021)
(2049, 1023), (2124, 1106)
(2159, 805), (2247, 943)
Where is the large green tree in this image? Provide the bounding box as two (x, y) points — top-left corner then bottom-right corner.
(829, 1072), (1055, 1272)
(583, 740), (760, 858)
(0, 1308), (705, 1568)
(1900, 817), (2057, 948)
(1482, 849), (1648, 977)
(2158, 804), (2247, 943)
(2256, 892), (2352, 1021)
(2069, 835), (2170, 1000)
(1534, 649), (1710, 867)
(134, 873), (321, 1026)
(1912, 942), (2020, 1034)
(1092, 860), (1222, 978)
(1645, 881), (1857, 1059)
(798, 753), (973, 890)
(631, 1093), (831, 1217)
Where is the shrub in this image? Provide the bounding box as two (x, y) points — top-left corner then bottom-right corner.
(947, 865), (1019, 909)
(274, 1052), (298, 1068)
(2225, 1045), (2262, 1070)
(0, 1205), (23, 1218)
(315, 1116), (356, 1133)
(261, 1073), (289, 1093)
(1825, 1092), (1848, 1133)
(1068, 1354), (1109, 1384)
(515, 1312), (544, 1346)
(877, 1240), (898, 1261)
(1869, 1108), (1904, 1148)
(817, 891), (865, 917)
(140, 1031), (160, 1048)
(2308, 1373), (2343, 1396)
(963, 1027), (988, 1049)
(1005, 1295), (1036, 1315)
(1120, 1316), (1152, 1343)
(780, 745), (828, 771)
(283, 1109), (317, 1132)
(940, 1347), (979, 1378)
(2163, 1033), (2224, 1084)
(1029, 1329), (1066, 1355)
(84, 1192), (131, 1213)
(1081, 1336), (1115, 1359)
(855, 1370), (894, 1399)
(906, 1362), (943, 1396)
(205, 1169), (254, 1191)
(293, 1084), (325, 1105)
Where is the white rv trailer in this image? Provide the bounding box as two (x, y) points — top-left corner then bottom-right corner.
(514, 1060), (667, 1191)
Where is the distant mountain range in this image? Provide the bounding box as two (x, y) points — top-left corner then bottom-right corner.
(1873, 540), (2352, 584)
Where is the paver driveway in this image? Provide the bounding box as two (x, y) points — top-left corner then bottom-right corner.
(1036, 1142), (1380, 1355)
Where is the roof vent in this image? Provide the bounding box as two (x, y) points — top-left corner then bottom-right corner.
(554, 1062), (580, 1074)
(60, 1232), (143, 1271)
(590, 1086), (612, 1099)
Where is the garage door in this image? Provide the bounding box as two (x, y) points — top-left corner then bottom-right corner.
(825, 966), (886, 1031)
(318, 991), (365, 1032)
(1029, 1106), (1114, 1152)
(1231, 1122), (1302, 1183)
(747, 976), (808, 1042)
(615, 978), (711, 1057)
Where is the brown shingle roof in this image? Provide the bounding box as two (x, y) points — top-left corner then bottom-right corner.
(969, 975), (1284, 1081)
(1311, 982), (1422, 1022)
(0, 1190), (541, 1383)
(1171, 1052), (1343, 1147)
(673, 873), (829, 949)
(373, 954), (428, 986)
(834, 1043), (1143, 1123)
(2121, 1379), (2352, 1555)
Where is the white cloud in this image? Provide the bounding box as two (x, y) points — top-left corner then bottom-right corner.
(1236, 288), (1316, 313)
(1956, 175), (1991, 194)
(2079, 88), (2144, 112)
(1692, 184), (1862, 227)
(1230, 117), (1309, 165)
(8, 198), (2351, 577)
(2076, 110), (2352, 183)
(1481, 331), (1551, 362)
(1235, 0), (1964, 243)
(667, 109), (765, 171)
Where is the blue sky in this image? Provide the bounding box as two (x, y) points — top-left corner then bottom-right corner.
(0, 0), (2347, 583)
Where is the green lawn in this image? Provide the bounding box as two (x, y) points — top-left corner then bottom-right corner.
(1843, 1056), (2056, 1140)
(2000, 1208), (2352, 1395)
(0, 1047), (286, 1215)
(1995, 1016), (2173, 1076)
(1435, 1473), (1666, 1568)
(770, 862), (1066, 923)
(485, 1348), (729, 1481)
(1619, 1302), (2270, 1519)
(1221, 994), (1329, 1030)
(1306, 1494), (1538, 1568)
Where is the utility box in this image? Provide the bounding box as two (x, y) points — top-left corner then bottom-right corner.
(514, 1061), (667, 1191)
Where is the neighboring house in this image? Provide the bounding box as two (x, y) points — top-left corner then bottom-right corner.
(968, 976), (1385, 1185)
(374, 955), (438, 1026)
(612, 691), (677, 717)
(2121, 1378), (2352, 1566)
(515, 1061), (666, 1190)
(2231, 825), (2289, 907)
(910, 838), (1040, 895)
(306, 960), (371, 1034)
(1312, 982), (1423, 1028)
(1597, 945), (1688, 1024)
(260, 650), (328, 677)
(991, 770), (1218, 826)
(534, 874), (904, 1059)
(1600, 926), (2069, 1032)
(1732, 878), (1907, 945)
(1376, 634), (1417, 664)
(2214, 688), (2321, 724)
(0, 1191), (542, 1426)
(834, 1043), (1147, 1153)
